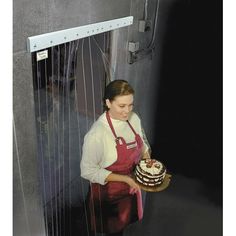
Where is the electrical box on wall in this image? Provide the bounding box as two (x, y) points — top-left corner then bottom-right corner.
(128, 42), (140, 53)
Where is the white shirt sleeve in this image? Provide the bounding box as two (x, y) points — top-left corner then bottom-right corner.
(80, 131), (112, 185)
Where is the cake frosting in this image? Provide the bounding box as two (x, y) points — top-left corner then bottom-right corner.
(134, 159), (166, 187)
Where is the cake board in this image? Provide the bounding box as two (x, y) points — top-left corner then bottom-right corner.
(133, 174), (172, 192)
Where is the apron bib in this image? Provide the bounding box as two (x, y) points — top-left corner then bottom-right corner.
(88, 112), (144, 234)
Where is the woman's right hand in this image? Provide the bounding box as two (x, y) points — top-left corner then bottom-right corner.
(105, 173), (140, 194)
(125, 176), (140, 194)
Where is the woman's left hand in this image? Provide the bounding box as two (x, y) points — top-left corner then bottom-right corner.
(142, 150), (151, 159)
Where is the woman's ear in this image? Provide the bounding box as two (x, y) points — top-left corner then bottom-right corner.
(106, 99), (111, 109)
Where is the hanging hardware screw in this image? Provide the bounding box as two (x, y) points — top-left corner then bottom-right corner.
(64, 37), (67, 40)
(34, 44), (37, 48)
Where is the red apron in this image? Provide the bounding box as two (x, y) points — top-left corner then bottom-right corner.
(88, 112), (144, 234)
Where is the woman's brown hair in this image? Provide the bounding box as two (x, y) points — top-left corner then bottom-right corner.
(103, 80), (134, 111)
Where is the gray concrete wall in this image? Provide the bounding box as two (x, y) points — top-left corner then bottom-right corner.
(13, 52), (46, 235)
(111, 0), (163, 146)
(13, 0), (167, 234)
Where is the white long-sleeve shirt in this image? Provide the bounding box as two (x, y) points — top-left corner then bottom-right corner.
(80, 112), (149, 185)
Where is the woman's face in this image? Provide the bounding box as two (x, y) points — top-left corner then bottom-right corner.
(106, 94), (134, 121)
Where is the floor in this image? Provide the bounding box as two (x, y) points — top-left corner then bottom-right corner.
(55, 173), (222, 236)
(124, 174), (222, 236)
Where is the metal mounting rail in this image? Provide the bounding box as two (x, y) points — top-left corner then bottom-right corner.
(27, 16), (133, 52)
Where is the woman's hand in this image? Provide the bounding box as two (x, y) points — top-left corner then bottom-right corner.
(125, 176), (140, 195)
(105, 173), (140, 194)
(142, 150), (151, 159)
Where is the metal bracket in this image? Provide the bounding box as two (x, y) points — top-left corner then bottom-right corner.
(27, 16), (133, 52)
(128, 47), (154, 64)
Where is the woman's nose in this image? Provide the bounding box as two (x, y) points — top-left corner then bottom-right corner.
(124, 106), (130, 113)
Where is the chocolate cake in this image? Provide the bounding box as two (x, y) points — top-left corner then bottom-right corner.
(134, 159), (166, 187)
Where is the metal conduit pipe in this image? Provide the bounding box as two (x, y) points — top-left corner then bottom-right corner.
(128, 0), (160, 64)
(147, 0), (160, 49)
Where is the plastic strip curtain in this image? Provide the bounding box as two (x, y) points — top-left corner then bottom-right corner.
(32, 32), (111, 236)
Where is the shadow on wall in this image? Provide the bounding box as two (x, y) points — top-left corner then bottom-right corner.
(151, 0), (222, 203)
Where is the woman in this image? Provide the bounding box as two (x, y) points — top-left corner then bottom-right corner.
(80, 80), (150, 235)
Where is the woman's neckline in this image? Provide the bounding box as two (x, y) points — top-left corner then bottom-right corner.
(106, 111), (129, 123)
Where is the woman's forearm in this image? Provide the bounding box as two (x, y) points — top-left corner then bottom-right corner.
(105, 173), (140, 190)
(105, 172), (129, 183)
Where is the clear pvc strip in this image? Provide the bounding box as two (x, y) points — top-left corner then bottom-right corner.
(57, 44), (62, 236)
(44, 55), (55, 236)
(61, 42), (67, 236)
(92, 35), (113, 83)
(83, 37), (97, 236)
(88, 37), (96, 122)
(51, 45), (59, 236)
(74, 41), (91, 236)
(81, 38), (89, 131)
(36, 58), (49, 236)
(66, 41), (72, 235)
(71, 40), (81, 235)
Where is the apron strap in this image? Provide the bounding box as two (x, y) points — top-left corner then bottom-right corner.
(106, 111), (138, 139)
(126, 120), (138, 136)
(106, 111), (118, 139)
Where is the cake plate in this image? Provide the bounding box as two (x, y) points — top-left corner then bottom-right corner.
(134, 174), (172, 192)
